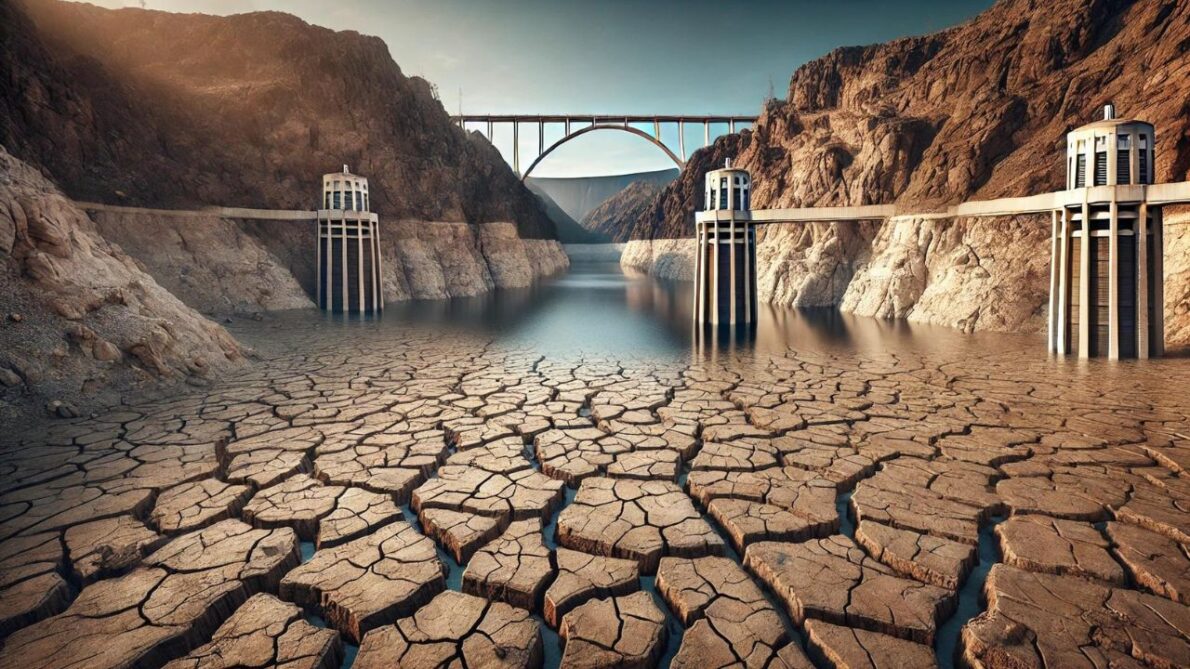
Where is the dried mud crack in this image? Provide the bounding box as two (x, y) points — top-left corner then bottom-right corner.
(1, 324), (1188, 669)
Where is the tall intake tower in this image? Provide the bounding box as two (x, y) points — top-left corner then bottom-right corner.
(318, 166), (384, 314)
(694, 160), (756, 326)
(1049, 105), (1163, 359)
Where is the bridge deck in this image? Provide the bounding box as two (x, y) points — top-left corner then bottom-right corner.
(451, 114), (758, 124)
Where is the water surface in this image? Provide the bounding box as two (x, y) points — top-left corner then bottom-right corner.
(378, 252), (1046, 359)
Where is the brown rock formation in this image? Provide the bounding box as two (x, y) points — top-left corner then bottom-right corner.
(0, 147), (243, 424)
(582, 181), (666, 243)
(625, 0), (1190, 342)
(89, 211), (315, 315)
(1, 0), (555, 240)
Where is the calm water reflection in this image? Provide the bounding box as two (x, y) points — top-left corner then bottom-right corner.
(380, 253), (1045, 359)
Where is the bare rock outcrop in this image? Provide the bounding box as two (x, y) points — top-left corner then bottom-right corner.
(582, 181), (666, 243)
(0, 147), (243, 425)
(87, 212), (568, 313)
(383, 221), (568, 301)
(90, 210), (314, 315)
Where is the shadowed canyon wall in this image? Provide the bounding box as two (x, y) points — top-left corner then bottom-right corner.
(624, 0), (1190, 340)
(1, 0), (556, 239)
(0, 0), (569, 421)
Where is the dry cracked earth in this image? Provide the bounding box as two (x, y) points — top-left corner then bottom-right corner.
(0, 321), (1188, 669)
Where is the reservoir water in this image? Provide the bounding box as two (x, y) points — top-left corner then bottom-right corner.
(375, 247), (1046, 360)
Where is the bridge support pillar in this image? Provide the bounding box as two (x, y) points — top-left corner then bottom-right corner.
(513, 122), (520, 176)
(694, 162), (756, 327)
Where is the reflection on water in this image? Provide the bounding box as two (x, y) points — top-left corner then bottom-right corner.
(381, 254), (1045, 359)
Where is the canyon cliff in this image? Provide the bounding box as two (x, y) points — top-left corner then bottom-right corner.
(0, 0), (570, 420)
(583, 181), (667, 243)
(624, 0), (1190, 341)
(1, 0), (555, 239)
(0, 147), (244, 424)
(528, 169), (678, 227)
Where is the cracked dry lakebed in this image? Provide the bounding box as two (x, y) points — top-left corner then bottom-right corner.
(1, 300), (1189, 669)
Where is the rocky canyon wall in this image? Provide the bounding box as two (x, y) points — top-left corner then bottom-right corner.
(91, 212), (316, 315)
(582, 181), (667, 244)
(625, 0), (1190, 344)
(1, 0), (556, 239)
(624, 209), (1180, 337)
(0, 148), (243, 424)
(89, 211), (568, 313)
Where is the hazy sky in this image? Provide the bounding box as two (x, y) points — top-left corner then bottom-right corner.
(90, 0), (995, 176)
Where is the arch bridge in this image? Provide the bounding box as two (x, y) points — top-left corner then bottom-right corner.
(450, 114), (757, 179)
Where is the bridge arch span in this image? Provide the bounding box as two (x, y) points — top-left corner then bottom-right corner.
(520, 124), (684, 181)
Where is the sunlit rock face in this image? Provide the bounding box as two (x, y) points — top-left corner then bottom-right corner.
(840, 215), (1051, 333)
(0, 147), (243, 424)
(625, 0), (1190, 341)
(0, 0), (556, 240)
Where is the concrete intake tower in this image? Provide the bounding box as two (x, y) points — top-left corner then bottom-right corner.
(1049, 105), (1163, 359)
(693, 160), (757, 327)
(317, 166), (384, 314)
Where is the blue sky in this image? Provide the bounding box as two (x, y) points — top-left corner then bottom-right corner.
(92, 0), (995, 176)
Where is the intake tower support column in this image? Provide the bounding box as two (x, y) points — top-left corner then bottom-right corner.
(1049, 106), (1161, 359)
(693, 161), (756, 327)
(317, 165), (384, 315)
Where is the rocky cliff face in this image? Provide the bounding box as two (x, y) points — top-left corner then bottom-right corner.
(626, 0), (1190, 341)
(88, 212), (569, 313)
(582, 181), (666, 243)
(0, 148), (243, 423)
(91, 211), (316, 315)
(1, 0), (555, 239)
(381, 221), (569, 301)
(529, 169), (678, 226)
(527, 187), (607, 244)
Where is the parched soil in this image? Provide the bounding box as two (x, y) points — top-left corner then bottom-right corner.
(0, 320), (1188, 669)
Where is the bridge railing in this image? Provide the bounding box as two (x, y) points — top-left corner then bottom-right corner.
(451, 114), (758, 176)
